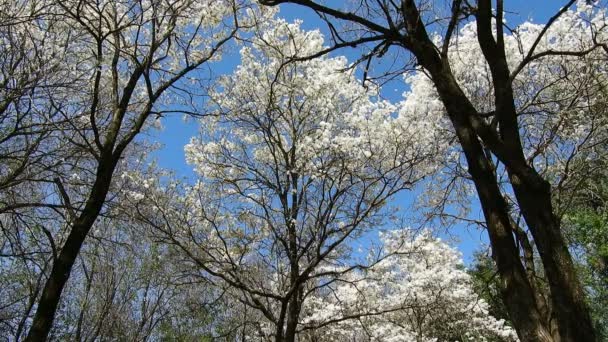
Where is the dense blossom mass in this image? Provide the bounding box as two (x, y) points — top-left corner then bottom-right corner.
(299, 231), (518, 341)
(404, 3), (608, 218)
(180, 18), (446, 340)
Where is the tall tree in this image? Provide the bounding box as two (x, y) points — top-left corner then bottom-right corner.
(0, 0), (262, 339)
(129, 18), (441, 342)
(258, 1), (607, 341)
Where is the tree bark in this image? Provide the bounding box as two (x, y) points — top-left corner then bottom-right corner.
(284, 203), (301, 342)
(400, 10), (553, 337)
(284, 287), (301, 342)
(474, 1), (596, 339)
(428, 68), (553, 342)
(510, 171), (596, 341)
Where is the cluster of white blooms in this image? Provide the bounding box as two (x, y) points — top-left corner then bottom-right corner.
(185, 17), (443, 189)
(180, 18), (453, 339)
(183, 17), (442, 284)
(32, 0), (274, 137)
(56, 0), (239, 65)
(300, 230), (519, 342)
(405, 1), (608, 211)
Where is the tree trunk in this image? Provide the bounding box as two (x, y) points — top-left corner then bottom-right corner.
(284, 171), (301, 342)
(473, 1), (597, 338)
(284, 287), (301, 342)
(409, 37), (553, 339)
(510, 170), (596, 341)
(25, 157), (116, 342)
(447, 111), (553, 342)
(403, 2), (595, 335)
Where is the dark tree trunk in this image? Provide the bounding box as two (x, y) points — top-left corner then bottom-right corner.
(275, 301), (287, 342)
(453, 125), (552, 341)
(473, 1), (596, 339)
(458, 144), (553, 341)
(430, 73), (553, 341)
(283, 169), (301, 342)
(403, 22), (553, 338)
(284, 287), (301, 342)
(25, 156), (117, 342)
(420, 52), (591, 341)
(510, 171), (596, 341)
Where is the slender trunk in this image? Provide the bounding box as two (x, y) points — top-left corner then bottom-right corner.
(15, 270), (46, 340)
(283, 169), (301, 342)
(284, 287), (301, 342)
(75, 263), (94, 342)
(510, 171), (596, 341)
(275, 300), (288, 342)
(284, 223), (300, 342)
(25, 157), (116, 342)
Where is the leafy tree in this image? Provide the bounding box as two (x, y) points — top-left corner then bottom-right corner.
(562, 160), (608, 339)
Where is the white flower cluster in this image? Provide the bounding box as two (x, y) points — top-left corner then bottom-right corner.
(185, 18), (442, 189)
(405, 1), (608, 210)
(301, 230), (519, 342)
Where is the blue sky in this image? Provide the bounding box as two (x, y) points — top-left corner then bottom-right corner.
(150, 1), (566, 264)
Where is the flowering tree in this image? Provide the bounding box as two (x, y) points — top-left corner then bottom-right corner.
(50, 205), (235, 341)
(131, 18), (442, 341)
(0, 4), (74, 337)
(0, 0), (265, 340)
(3, 0), (605, 340)
(402, 10), (608, 338)
(300, 230), (518, 342)
(0, 0), (69, 194)
(258, 0), (608, 340)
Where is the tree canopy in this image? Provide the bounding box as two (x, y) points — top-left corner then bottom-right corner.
(1, 1), (607, 341)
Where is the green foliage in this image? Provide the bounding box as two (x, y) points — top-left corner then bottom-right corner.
(563, 186), (608, 340)
(468, 251), (511, 325)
